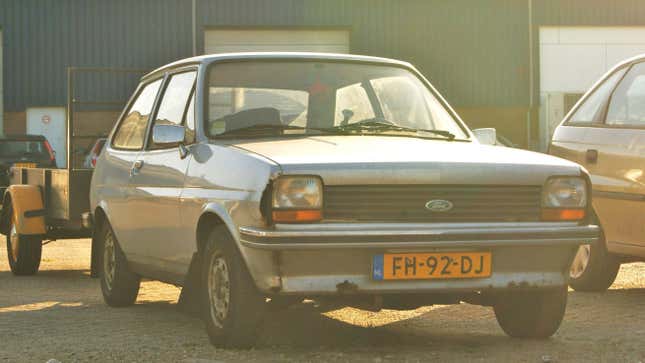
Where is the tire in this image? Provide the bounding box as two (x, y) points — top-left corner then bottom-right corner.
(201, 226), (266, 348)
(6, 214), (42, 276)
(493, 286), (567, 339)
(568, 239), (620, 292)
(99, 221), (140, 307)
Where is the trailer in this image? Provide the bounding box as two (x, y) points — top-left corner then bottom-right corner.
(0, 67), (146, 275)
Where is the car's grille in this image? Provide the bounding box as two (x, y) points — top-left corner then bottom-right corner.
(323, 185), (542, 222)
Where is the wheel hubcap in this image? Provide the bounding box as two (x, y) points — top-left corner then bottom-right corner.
(103, 231), (116, 290)
(207, 254), (230, 328)
(9, 224), (19, 261)
(570, 244), (591, 279)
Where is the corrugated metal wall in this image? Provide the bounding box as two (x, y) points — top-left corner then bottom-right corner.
(196, 0), (531, 108)
(0, 0), (531, 111)
(532, 0), (645, 105)
(2, 0), (645, 145)
(0, 0), (192, 111)
(536, 0), (645, 26)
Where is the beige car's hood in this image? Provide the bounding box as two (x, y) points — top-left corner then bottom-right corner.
(231, 136), (583, 185)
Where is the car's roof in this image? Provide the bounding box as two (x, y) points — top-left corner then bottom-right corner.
(598, 52), (645, 78)
(143, 52), (413, 80)
(0, 134), (46, 141)
(613, 53), (645, 68)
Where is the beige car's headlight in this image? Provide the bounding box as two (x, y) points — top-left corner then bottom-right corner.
(272, 176), (323, 223)
(542, 177), (587, 221)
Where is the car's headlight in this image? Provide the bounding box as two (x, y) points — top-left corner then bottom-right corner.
(542, 177), (587, 221)
(272, 176), (323, 223)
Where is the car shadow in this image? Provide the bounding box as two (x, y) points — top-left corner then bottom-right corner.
(2, 265), (644, 353)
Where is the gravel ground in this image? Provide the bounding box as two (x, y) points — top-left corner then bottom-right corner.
(1, 238), (644, 363)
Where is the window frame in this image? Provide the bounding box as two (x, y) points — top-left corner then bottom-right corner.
(110, 76), (164, 151)
(145, 67), (198, 150)
(603, 61), (645, 130)
(203, 58), (473, 140)
(563, 64), (634, 129)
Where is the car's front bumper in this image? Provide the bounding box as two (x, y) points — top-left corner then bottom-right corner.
(237, 222), (599, 295)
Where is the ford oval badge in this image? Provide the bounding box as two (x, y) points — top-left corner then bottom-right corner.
(425, 199), (454, 212)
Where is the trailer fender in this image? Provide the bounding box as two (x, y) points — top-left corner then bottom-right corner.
(2, 185), (46, 235)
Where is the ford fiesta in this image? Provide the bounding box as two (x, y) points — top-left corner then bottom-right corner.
(89, 53), (599, 347)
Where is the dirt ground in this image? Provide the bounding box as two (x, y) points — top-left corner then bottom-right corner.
(1, 239), (644, 363)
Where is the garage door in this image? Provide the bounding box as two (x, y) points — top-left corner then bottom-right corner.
(204, 29), (349, 54)
(539, 27), (645, 149)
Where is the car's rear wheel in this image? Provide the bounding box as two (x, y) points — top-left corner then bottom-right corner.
(493, 286), (567, 339)
(99, 221), (140, 307)
(568, 240), (620, 292)
(201, 226), (266, 348)
(6, 214), (42, 276)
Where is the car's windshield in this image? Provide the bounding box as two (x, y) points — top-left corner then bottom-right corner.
(206, 61), (469, 140)
(0, 140), (47, 158)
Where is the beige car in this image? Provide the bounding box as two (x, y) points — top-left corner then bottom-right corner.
(550, 54), (645, 292)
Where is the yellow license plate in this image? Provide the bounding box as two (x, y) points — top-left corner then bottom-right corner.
(372, 252), (492, 280)
(13, 163), (36, 168)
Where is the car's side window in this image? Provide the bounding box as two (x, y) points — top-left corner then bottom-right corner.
(605, 62), (645, 127)
(566, 68), (627, 125)
(149, 71), (197, 149)
(112, 79), (163, 150)
(184, 90), (196, 144)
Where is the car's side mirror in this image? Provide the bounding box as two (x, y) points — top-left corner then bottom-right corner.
(472, 128), (497, 146)
(152, 124), (185, 147)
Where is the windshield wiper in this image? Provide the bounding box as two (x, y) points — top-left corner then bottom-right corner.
(211, 123), (341, 138)
(331, 119), (457, 140)
(212, 121), (459, 141)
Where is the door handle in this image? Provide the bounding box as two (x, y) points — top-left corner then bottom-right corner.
(586, 149), (598, 164)
(130, 160), (144, 177)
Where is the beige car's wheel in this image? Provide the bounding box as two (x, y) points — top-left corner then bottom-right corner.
(99, 221), (140, 307)
(201, 226), (265, 348)
(5, 213), (42, 276)
(570, 245), (591, 279)
(568, 235), (620, 292)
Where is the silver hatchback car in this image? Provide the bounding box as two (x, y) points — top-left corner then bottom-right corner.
(90, 53), (598, 347)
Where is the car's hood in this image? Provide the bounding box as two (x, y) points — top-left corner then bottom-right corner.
(230, 136), (583, 185)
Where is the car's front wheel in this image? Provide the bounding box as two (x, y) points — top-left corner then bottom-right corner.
(6, 215), (42, 276)
(201, 227), (266, 348)
(493, 286), (567, 339)
(99, 221), (141, 307)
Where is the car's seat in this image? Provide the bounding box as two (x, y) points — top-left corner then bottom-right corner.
(223, 107), (283, 131)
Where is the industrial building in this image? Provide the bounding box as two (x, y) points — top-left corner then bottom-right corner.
(2, 0), (645, 163)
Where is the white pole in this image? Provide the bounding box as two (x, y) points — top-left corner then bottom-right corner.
(527, 0), (534, 150)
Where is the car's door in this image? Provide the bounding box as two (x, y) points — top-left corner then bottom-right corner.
(128, 69), (197, 277)
(550, 67), (628, 168)
(590, 61), (645, 256)
(101, 78), (163, 256)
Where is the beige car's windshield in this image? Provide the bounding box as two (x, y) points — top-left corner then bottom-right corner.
(206, 61), (468, 139)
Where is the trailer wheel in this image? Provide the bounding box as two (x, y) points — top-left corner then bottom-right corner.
(99, 221), (140, 307)
(6, 215), (42, 276)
